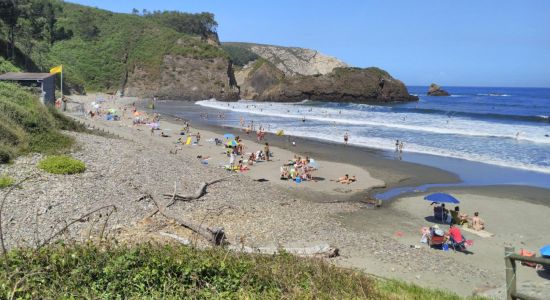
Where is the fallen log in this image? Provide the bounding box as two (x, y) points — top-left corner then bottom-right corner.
(164, 177), (231, 207)
(228, 243), (339, 258)
(149, 195), (226, 246)
(158, 232), (191, 245)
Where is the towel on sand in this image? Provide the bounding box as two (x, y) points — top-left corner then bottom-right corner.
(462, 226), (495, 238)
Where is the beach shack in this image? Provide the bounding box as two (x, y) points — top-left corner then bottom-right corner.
(0, 72), (56, 105)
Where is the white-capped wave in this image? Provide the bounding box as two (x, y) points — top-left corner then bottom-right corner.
(196, 99), (550, 145)
(477, 93), (512, 97)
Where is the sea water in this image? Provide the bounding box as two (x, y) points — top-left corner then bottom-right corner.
(194, 86), (550, 176)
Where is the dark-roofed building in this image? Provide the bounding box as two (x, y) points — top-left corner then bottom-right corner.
(0, 72), (56, 105)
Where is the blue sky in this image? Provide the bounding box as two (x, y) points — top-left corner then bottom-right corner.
(69, 0), (550, 87)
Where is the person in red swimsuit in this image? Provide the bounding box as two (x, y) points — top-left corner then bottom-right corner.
(447, 223), (464, 243)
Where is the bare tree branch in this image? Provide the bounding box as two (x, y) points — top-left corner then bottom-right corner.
(38, 205), (117, 248)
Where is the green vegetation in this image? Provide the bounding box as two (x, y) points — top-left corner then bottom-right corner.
(38, 155), (86, 174)
(0, 81), (83, 163)
(0, 0), (227, 93)
(0, 174), (14, 189)
(0, 243), (482, 299)
(221, 44), (259, 66)
(0, 57), (19, 73)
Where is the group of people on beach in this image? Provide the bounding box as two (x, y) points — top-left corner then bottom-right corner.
(280, 155), (317, 182)
(434, 204), (486, 231)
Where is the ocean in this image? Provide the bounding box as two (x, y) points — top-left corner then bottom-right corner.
(194, 86), (550, 177)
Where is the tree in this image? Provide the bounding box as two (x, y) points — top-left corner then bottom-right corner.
(145, 11), (218, 39)
(0, 0), (24, 59)
(131, 8), (139, 15)
(75, 9), (100, 40)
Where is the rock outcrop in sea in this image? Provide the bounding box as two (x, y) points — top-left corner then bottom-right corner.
(427, 83), (450, 96)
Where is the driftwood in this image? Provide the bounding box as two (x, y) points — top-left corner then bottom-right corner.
(38, 205), (117, 248)
(158, 232), (191, 245)
(149, 195), (226, 246)
(228, 243), (339, 258)
(163, 177), (230, 207)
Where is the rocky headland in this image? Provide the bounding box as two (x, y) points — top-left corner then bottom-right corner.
(427, 83), (450, 96)
(227, 43), (418, 103)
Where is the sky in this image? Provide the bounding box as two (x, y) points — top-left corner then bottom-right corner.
(69, 0), (550, 88)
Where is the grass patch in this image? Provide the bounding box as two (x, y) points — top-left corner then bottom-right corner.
(0, 243), (484, 299)
(0, 174), (14, 189)
(38, 155), (86, 174)
(0, 82), (81, 163)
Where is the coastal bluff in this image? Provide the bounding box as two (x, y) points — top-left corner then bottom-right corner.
(226, 43), (417, 103)
(427, 83), (450, 96)
(237, 62), (418, 103)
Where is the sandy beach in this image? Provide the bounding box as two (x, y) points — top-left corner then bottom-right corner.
(6, 93), (546, 298)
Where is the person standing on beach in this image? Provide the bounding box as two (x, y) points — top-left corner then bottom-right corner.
(395, 140), (400, 152)
(399, 141), (404, 153)
(344, 132), (349, 144)
(196, 132), (201, 144)
(264, 143), (270, 161)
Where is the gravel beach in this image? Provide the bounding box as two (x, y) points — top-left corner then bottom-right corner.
(2, 93), (549, 298)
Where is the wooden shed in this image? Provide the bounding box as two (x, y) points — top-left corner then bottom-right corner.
(0, 72), (56, 105)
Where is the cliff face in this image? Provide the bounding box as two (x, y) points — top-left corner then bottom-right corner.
(124, 55), (239, 101)
(258, 67), (418, 103)
(224, 42), (347, 76)
(227, 43), (417, 103)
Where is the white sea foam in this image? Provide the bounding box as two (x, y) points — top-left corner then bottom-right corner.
(197, 99), (550, 145)
(196, 99), (550, 174)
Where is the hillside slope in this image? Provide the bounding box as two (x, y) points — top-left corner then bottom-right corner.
(1, 1), (239, 100)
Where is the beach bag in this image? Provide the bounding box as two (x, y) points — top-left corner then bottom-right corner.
(520, 249), (537, 267)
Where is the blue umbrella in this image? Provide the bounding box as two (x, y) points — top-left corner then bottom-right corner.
(424, 193), (460, 204)
(224, 133), (235, 139)
(226, 140), (238, 147)
(541, 244), (550, 257)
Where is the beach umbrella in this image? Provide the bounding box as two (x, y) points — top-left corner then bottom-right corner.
(541, 245), (550, 257)
(424, 193), (460, 204)
(226, 140), (238, 147)
(224, 133), (235, 139)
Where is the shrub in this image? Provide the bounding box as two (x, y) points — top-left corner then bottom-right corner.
(38, 155), (86, 174)
(0, 243), (484, 299)
(0, 174), (14, 189)
(0, 82), (77, 163)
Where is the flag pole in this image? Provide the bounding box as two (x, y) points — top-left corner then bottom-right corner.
(61, 65), (66, 111)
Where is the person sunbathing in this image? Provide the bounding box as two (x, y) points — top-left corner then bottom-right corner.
(247, 153), (256, 166)
(280, 166), (290, 179)
(334, 175), (357, 184)
(334, 174), (349, 183)
(470, 212), (485, 231)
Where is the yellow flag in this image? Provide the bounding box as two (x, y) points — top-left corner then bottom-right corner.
(49, 65), (62, 74)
